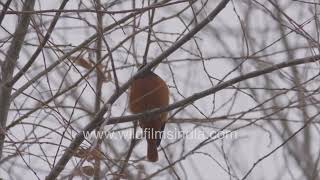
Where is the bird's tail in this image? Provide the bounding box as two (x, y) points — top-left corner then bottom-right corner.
(147, 140), (158, 162)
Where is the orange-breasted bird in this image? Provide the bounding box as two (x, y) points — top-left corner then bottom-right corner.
(129, 68), (169, 162)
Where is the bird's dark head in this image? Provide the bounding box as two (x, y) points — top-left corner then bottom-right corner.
(135, 64), (155, 79)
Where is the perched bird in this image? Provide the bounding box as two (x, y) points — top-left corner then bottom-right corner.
(129, 68), (169, 162)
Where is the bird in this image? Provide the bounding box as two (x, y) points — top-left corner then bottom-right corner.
(129, 67), (169, 162)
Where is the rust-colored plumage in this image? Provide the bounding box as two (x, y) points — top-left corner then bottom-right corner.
(129, 69), (169, 162)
